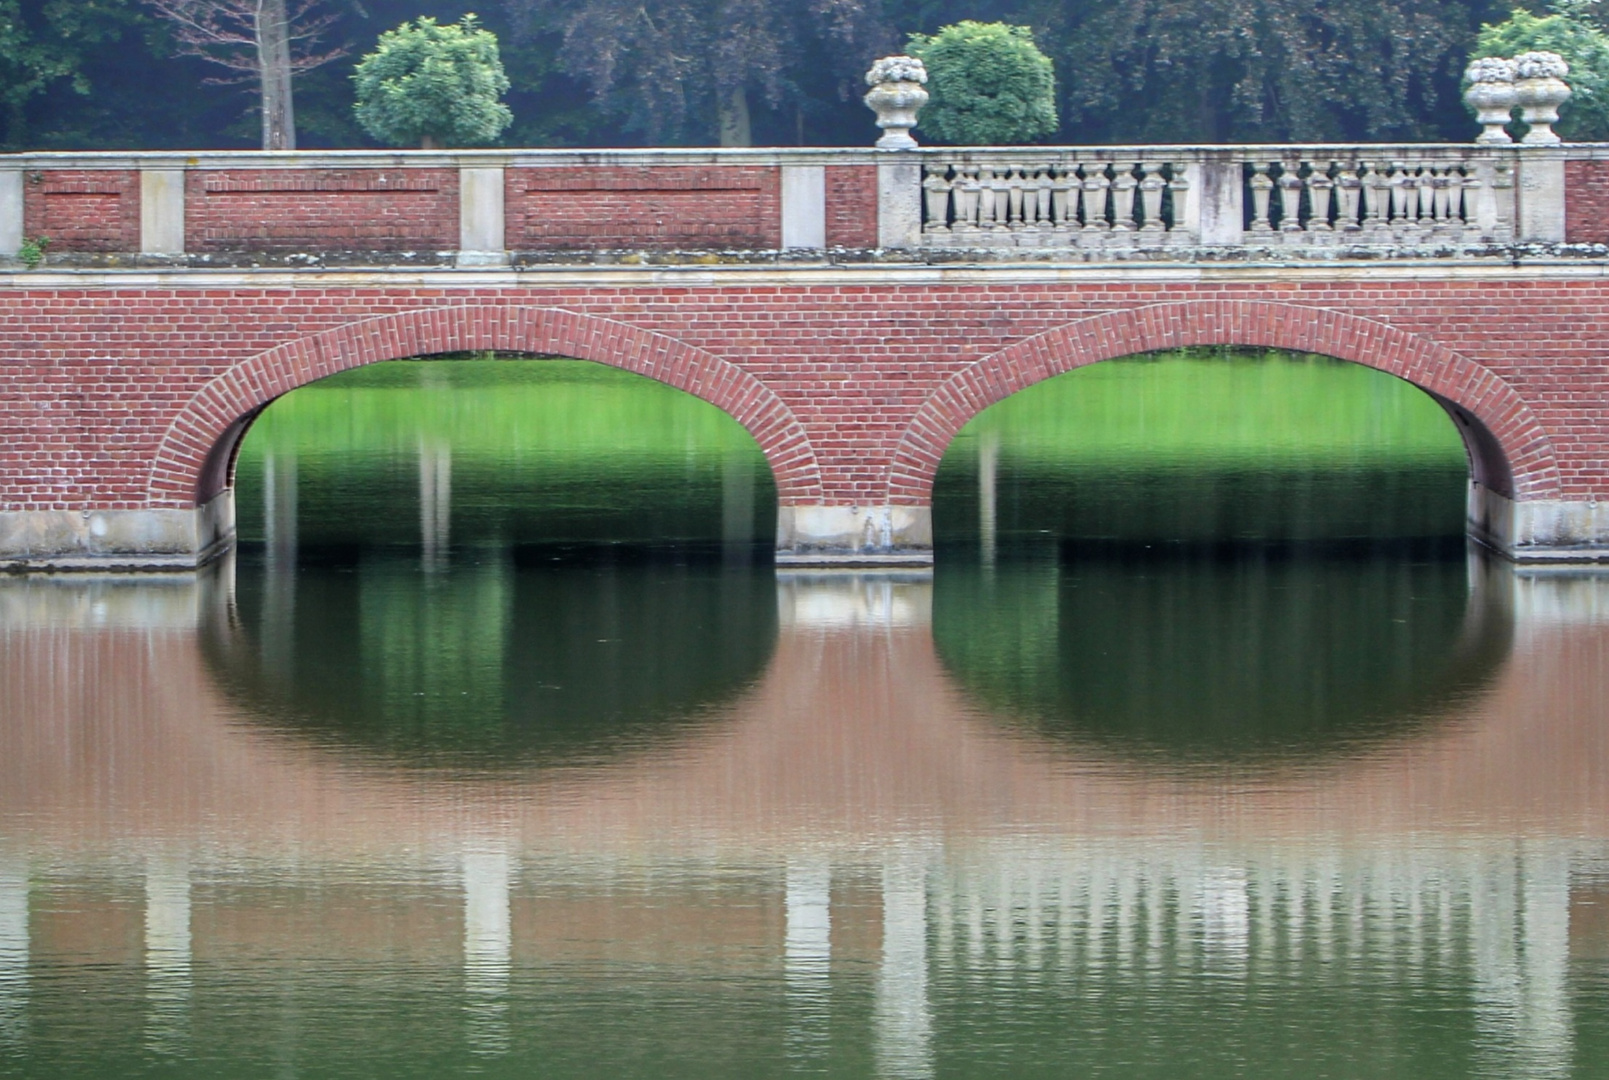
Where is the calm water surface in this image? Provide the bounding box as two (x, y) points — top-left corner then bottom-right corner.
(3, 356), (1608, 1078)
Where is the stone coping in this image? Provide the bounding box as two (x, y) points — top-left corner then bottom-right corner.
(0, 143), (1601, 171)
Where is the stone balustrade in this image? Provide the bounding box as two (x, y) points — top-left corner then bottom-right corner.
(915, 146), (1541, 252)
(0, 142), (1600, 268)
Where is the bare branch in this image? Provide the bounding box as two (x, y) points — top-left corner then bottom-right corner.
(144, 0), (347, 79)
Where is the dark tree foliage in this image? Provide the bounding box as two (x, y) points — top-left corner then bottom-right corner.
(1026, 0), (1513, 142)
(0, 0), (1555, 150)
(505, 0), (894, 145)
(0, 0), (146, 147)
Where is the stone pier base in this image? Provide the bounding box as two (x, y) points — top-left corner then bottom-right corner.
(1469, 485), (1609, 564)
(10, 488), (1609, 571)
(0, 493), (234, 572)
(775, 505), (934, 567)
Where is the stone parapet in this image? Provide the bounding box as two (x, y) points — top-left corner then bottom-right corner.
(0, 144), (1604, 267)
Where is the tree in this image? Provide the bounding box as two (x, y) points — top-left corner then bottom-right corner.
(0, 0), (145, 148)
(1026, 0), (1502, 144)
(1475, 2), (1609, 139)
(505, 0), (893, 146)
(352, 15), (511, 147)
(908, 20), (1056, 144)
(143, 0), (346, 150)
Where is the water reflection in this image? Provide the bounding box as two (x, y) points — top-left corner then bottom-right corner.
(1, 564), (1608, 1076)
(207, 551), (777, 767)
(934, 550), (1513, 764)
(7, 352), (1609, 1076)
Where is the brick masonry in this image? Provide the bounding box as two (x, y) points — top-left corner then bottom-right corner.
(1567, 160), (1609, 245)
(185, 169), (460, 254)
(1, 278), (1604, 516)
(23, 170), (140, 253)
(825, 166), (878, 249)
(506, 165), (782, 251)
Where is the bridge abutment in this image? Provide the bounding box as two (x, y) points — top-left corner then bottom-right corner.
(0, 494), (233, 572)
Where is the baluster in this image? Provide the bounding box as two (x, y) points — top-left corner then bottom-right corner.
(1278, 158), (1306, 233)
(1335, 162), (1362, 231)
(1006, 167), (1026, 229)
(1139, 161), (1166, 233)
(1031, 169), (1054, 229)
(1050, 167), (1075, 229)
(1249, 163), (1275, 233)
(1306, 162), (1335, 232)
(1441, 163), (1467, 222)
(989, 166), (1011, 230)
(1081, 163), (1112, 232)
(1362, 160), (1390, 233)
(1110, 162), (1138, 232)
(923, 164), (952, 233)
(953, 167), (979, 231)
(1417, 163), (1437, 222)
(977, 166), (1000, 229)
(1389, 161), (1414, 225)
(1461, 166), (1484, 232)
(1168, 161), (1191, 234)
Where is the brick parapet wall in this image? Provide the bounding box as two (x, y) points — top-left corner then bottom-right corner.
(22, 170), (140, 253)
(1, 276), (1607, 513)
(505, 165), (783, 251)
(1567, 159), (1609, 244)
(184, 169), (460, 253)
(825, 166), (878, 249)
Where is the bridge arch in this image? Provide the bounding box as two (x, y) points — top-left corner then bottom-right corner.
(148, 305), (823, 508)
(886, 300), (1561, 505)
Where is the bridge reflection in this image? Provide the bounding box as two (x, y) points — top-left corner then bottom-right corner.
(0, 559), (1607, 1073)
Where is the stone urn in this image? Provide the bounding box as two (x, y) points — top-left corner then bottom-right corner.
(864, 56), (929, 149)
(1513, 50), (1572, 144)
(1464, 57), (1517, 144)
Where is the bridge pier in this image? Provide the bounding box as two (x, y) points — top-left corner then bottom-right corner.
(1470, 486), (1609, 564)
(775, 505), (934, 568)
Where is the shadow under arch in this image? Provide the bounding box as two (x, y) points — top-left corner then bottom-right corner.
(146, 305), (824, 511)
(887, 301), (1562, 507)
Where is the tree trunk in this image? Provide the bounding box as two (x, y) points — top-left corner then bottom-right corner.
(257, 0), (296, 150)
(718, 85), (752, 148)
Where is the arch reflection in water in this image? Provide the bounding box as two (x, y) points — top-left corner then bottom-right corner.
(208, 553), (778, 767)
(934, 553), (1511, 762)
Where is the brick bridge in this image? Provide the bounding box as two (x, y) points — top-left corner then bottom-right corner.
(4, 143), (1609, 569)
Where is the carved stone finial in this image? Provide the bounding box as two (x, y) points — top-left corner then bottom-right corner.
(1464, 57), (1517, 144)
(864, 56), (929, 150)
(1512, 51), (1572, 144)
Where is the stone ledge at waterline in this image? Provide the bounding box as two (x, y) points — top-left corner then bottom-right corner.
(0, 495), (234, 572)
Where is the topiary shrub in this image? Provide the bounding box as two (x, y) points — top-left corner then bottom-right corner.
(908, 21), (1058, 145)
(353, 15), (513, 149)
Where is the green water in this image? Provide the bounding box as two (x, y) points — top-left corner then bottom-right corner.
(4, 352), (1607, 1079)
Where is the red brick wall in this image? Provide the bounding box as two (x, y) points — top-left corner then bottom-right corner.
(825, 166), (878, 249)
(506, 166), (782, 250)
(22, 170), (139, 253)
(4, 279), (1609, 514)
(1567, 160), (1609, 245)
(185, 170), (460, 253)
